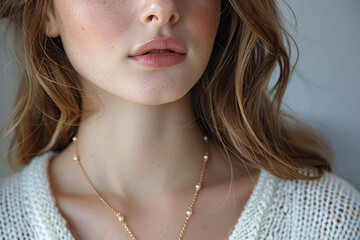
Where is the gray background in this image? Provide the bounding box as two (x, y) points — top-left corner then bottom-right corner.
(1, 0), (359, 190)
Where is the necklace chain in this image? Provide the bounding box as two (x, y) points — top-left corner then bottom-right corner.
(72, 136), (209, 240)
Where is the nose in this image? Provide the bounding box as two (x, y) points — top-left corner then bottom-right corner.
(139, 0), (180, 26)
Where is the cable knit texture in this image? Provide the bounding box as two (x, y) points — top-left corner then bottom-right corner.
(0, 152), (359, 239)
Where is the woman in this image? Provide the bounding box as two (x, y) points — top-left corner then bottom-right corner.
(0, 0), (359, 239)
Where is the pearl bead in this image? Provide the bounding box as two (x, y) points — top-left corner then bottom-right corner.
(73, 156), (78, 161)
(117, 214), (125, 222)
(204, 136), (208, 141)
(204, 155), (209, 162)
(72, 136), (77, 141)
(186, 210), (193, 216)
(195, 184), (201, 190)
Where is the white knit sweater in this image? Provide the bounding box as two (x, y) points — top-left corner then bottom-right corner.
(0, 152), (359, 239)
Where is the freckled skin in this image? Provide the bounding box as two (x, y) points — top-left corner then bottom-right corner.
(50, 0), (221, 105)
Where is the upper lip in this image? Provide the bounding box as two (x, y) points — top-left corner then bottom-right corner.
(129, 36), (187, 57)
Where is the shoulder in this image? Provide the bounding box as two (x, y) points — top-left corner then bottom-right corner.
(0, 152), (56, 239)
(265, 170), (360, 239)
(279, 170), (360, 204)
(0, 169), (36, 238)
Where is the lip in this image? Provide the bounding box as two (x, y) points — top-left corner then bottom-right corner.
(129, 36), (187, 68)
(129, 36), (187, 57)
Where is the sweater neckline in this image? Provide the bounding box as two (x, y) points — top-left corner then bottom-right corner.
(24, 151), (277, 239)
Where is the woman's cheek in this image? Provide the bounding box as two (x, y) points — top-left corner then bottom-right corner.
(57, 1), (131, 51)
(56, 1), (133, 76)
(185, 2), (221, 48)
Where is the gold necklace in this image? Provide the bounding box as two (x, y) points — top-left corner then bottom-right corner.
(72, 136), (209, 240)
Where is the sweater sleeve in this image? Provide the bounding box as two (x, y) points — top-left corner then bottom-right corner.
(310, 172), (359, 239)
(0, 174), (38, 239)
(279, 172), (360, 239)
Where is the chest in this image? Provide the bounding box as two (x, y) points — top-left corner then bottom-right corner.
(55, 187), (250, 240)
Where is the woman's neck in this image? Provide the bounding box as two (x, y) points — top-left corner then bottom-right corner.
(57, 92), (209, 203)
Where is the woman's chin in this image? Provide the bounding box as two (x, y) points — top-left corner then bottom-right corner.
(124, 90), (189, 106)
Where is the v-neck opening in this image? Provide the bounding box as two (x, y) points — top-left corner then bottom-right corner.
(25, 152), (276, 240)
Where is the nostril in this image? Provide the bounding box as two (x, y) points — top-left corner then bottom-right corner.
(149, 15), (159, 22)
(169, 15), (176, 24)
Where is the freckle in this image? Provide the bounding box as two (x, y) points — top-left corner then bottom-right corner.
(81, 27), (85, 30)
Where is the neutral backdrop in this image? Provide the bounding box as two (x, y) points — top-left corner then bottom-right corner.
(1, 0), (359, 190)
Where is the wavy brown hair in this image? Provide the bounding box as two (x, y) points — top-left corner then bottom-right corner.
(1, 0), (332, 179)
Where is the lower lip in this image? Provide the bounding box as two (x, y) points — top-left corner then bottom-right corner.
(129, 52), (186, 68)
